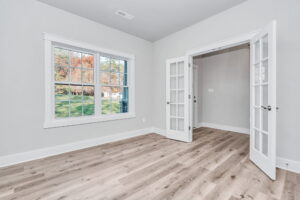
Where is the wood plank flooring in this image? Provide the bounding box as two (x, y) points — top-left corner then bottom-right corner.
(0, 127), (299, 200)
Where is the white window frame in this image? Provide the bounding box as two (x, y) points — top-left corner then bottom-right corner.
(44, 33), (135, 128)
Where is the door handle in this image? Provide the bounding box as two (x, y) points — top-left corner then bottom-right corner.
(261, 105), (272, 111)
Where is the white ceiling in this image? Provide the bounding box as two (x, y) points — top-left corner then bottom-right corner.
(38, 0), (246, 42)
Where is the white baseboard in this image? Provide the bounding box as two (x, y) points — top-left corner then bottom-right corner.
(197, 122), (250, 134)
(0, 127), (153, 168)
(151, 127), (166, 136)
(277, 157), (300, 174)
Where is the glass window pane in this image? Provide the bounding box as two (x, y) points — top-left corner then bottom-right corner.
(254, 64), (260, 84)
(120, 60), (127, 73)
(255, 130), (260, 151)
(255, 86), (260, 106)
(82, 69), (94, 83)
(170, 104), (176, 116)
(100, 72), (110, 85)
(111, 87), (121, 114)
(170, 77), (176, 89)
(170, 63), (176, 75)
(111, 73), (120, 85)
(70, 85), (82, 101)
(170, 118), (176, 130)
(120, 73), (127, 86)
(55, 66), (69, 82)
(262, 133), (268, 156)
(262, 85), (268, 107)
(120, 87), (128, 113)
(70, 51), (81, 67)
(71, 67), (82, 83)
(101, 86), (111, 114)
(83, 101), (94, 116)
(263, 109), (268, 132)
(178, 91), (184, 103)
(254, 41), (260, 63)
(178, 119), (184, 131)
(262, 35), (268, 59)
(55, 84), (69, 101)
(54, 48), (69, 67)
(178, 104), (184, 118)
(55, 101), (69, 118)
(178, 76), (184, 89)
(170, 91), (176, 103)
(70, 101), (82, 117)
(178, 61), (184, 74)
(111, 59), (119, 72)
(262, 60), (268, 83)
(255, 108), (260, 129)
(83, 86), (94, 101)
(100, 57), (110, 71)
(82, 53), (94, 69)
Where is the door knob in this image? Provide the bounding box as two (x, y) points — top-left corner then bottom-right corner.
(261, 105), (272, 111)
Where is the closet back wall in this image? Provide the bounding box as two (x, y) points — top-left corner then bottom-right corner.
(194, 45), (250, 130)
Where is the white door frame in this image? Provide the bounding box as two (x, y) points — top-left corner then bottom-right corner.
(185, 29), (260, 134)
(192, 64), (199, 128)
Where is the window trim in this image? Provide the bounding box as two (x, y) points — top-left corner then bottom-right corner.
(44, 33), (135, 128)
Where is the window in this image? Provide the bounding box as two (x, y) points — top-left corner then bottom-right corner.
(44, 34), (135, 128)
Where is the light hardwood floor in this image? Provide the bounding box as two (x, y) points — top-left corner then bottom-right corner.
(0, 128), (299, 200)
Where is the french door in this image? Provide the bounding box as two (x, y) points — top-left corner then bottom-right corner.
(250, 21), (277, 180)
(166, 57), (192, 142)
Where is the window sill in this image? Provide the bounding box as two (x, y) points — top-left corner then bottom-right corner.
(44, 113), (136, 129)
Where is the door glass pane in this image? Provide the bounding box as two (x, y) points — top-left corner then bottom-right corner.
(254, 41), (260, 63)
(178, 91), (184, 103)
(178, 76), (184, 89)
(262, 133), (268, 156)
(255, 108), (260, 129)
(170, 63), (176, 75)
(262, 85), (268, 107)
(254, 64), (260, 84)
(255, 86), (260, 106)
(170, 77), (176, 89)
(178, 104), (184, 118)
(255, 130), (260, 151)
(262, 60), (268, 83)
(170, 104), (176, 116)
(170, 118), (176, 130)
(178, 61), (184, 74)
(178, 119), (184, 131)
(170, 91), (176, 103)
(262, 35), (268, 59)
(262, 109), (268, 132)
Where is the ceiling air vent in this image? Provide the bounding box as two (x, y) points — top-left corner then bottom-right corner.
(115, 10), (134, 20)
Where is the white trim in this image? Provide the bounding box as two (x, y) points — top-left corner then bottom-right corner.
(0, 127), (152, 168)
(43, 33), (135, 59)
(151, 127), (166, 136)
(186, 30), (259, 57)
(43, 33), (136, 128)
(197, 122), (250, 134)
(277, 157), (300, 174)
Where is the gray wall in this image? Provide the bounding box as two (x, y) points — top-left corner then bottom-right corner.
(153, 0), (300, 162)
(194, 45), (250, 129)
(0, 0), (153, 156)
